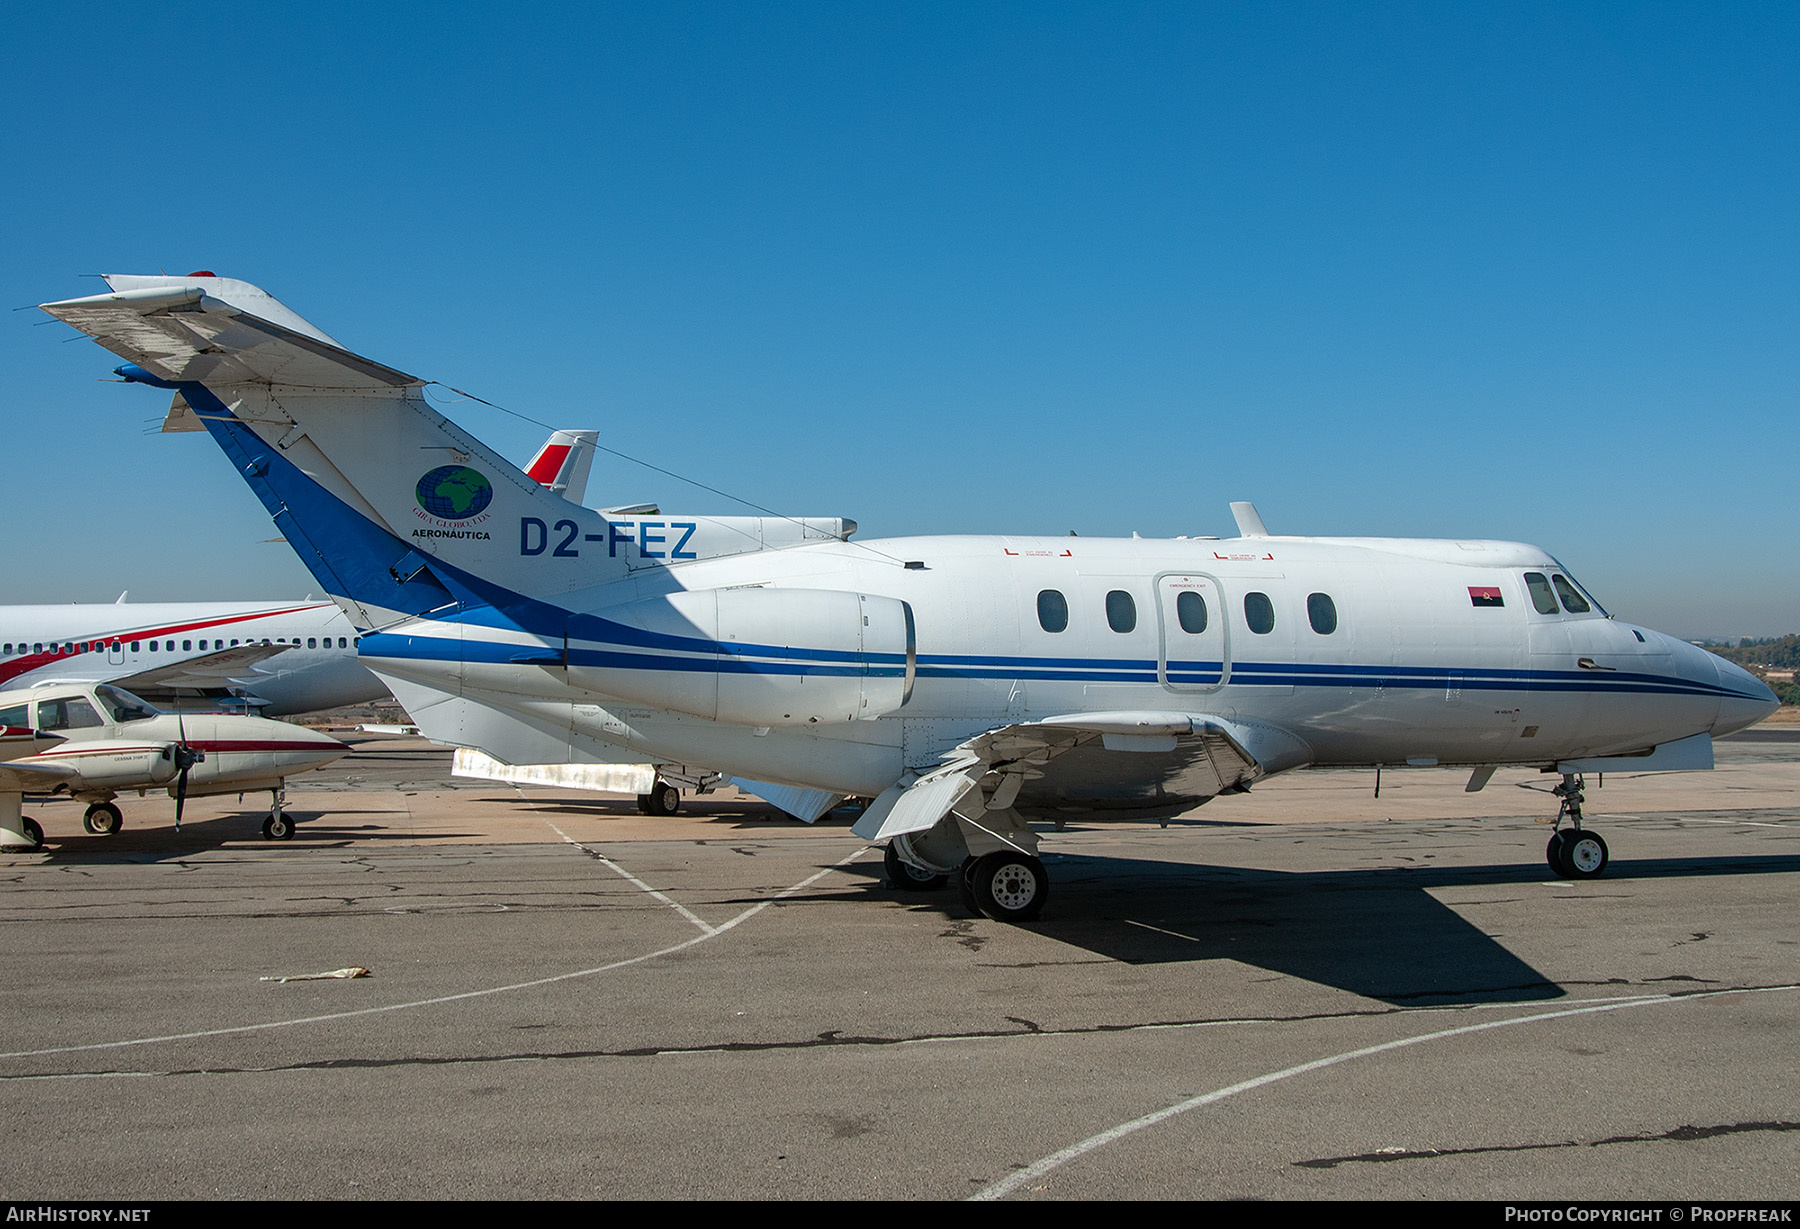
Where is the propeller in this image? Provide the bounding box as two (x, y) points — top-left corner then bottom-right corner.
(171, 711), (204, 832)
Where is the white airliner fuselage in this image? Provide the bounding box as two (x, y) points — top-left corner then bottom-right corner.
(38, 274), (1779, 919)
(0, 601), (376, 715)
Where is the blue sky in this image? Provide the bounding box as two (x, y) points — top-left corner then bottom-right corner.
(5, 2), (1795, 638)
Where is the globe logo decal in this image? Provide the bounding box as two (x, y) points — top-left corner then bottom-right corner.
(415, 465), (495, 520)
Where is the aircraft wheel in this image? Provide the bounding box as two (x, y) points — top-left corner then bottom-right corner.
(884, 843), (945, 891)
(1546, 830), (1571, 877)
(968, 851), (1049, 922)
(262, 811), (294, 841)
(22, 817), (44, 847)
(83, 802), (123, 836)
(640, 781), (681, 817)
(1563, 830), (1609, 879)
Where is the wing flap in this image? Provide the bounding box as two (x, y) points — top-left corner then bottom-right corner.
(853, 712), (1285, 843)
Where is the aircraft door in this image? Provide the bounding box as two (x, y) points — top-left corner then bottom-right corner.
(1156, 573), (1228, 691)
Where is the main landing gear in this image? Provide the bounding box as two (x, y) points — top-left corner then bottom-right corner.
(1545, 773), (1609, 879)
(83, 801), (123, 835)
(636, 780), (682, 816)
(883, 839), (1051, 922)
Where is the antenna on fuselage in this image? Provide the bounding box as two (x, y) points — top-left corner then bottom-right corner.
(1230, 502), (1269, 538)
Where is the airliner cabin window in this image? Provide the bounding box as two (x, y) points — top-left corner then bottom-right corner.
(1176, 591), (1207, 634)
(1106, 590), (1136, 633)
(1524, 572), (1559, 615)
(1037, 590), (1069, 633)
(1307, 593), (1338, 635)
(1552, 575), (1591, 614)
(1244, 592), (1275, 635)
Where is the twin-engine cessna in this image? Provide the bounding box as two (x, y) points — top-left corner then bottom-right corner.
(38, 275), (1779, 917)
(0, 682), (347, 848)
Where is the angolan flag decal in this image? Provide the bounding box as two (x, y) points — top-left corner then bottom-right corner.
(1469, 586), (1504, 607)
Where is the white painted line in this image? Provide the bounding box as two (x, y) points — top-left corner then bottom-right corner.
(969, 983), (1800, 1201)
(532, 809), (720, 936)
(0, 847), (867, 1064)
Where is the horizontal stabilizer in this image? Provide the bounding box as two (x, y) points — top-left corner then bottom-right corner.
(41, 276), (419, 391)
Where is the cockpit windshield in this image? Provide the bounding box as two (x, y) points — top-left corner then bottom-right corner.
(1548, 560), (1608, 618)
(95, 685), (159, 723)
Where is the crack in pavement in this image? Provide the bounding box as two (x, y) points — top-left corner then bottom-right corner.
(1295, 1120), (1800, 1168)
(7, 983), (1785, 1082)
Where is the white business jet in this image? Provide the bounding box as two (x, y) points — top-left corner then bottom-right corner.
(39, 275), (1779, 920)
(0, 427), (601, 717)
(0, 681), (347, 848)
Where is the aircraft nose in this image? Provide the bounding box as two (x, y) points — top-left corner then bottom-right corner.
(1711, 654), (1780, 737)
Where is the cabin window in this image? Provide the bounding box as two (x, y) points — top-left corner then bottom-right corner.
(130, 642), (140, 652)
(338, 637), (348, 648)
(33, 644), (43, 654)
(1037, 589), (1069, 633)
(1552, 575), (1591, 614)
(1105, 590), (1137, 633)
(37, 697), (105, 732)
(308, 637), (318, 649)
(181, 640), (191, 651)
(0, 703), (29, 729)
(1524, 572), (1559, 615)
(1244, 592), (1275, 635)
(1176, 591), (1207, 634)
(2, 645), (9, 655)
(1307, 593), (1338, 635)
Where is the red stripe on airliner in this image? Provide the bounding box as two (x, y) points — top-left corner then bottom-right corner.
(525, 444), (572, 484)
(0, 604), (335, 687)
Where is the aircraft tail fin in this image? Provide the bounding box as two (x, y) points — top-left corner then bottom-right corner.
(524, 430), (599, 503)
(41, 276), (635, 628)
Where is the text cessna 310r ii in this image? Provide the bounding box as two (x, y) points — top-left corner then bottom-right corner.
(0, 681), (347, 849)
(39, 274), (1778, 919)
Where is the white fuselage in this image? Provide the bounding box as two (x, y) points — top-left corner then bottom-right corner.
(362, 531), (1767, 804)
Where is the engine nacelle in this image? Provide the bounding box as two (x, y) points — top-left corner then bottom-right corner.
(574, 587), (914, 727)
(60, 743), (181, 790)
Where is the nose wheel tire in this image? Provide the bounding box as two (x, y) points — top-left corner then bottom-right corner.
(1548, 829), (1608, 879)
(1546, 830), (1570, 875)
(262, 811), (294, 841)
(964, 851), (1049, 922)
(83, 802), (123, 836)
(1562, 830), (1609, 878)
(884, 842), (946, 890)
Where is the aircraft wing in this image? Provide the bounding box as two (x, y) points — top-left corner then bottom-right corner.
(0, 759), (78, 793)
(44, 643), (298, 694)
(39, 280), (419, 391)
(852, 712), (1269, 843)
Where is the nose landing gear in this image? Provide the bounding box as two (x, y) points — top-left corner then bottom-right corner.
(1545, 773), (1609, 879)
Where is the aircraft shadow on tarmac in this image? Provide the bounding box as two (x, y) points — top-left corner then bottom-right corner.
(832, 852), (1800, 1007)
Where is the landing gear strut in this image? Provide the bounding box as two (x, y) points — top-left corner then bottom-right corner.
(1546, 773), (1608, 879)
(262, 786), (294, 841)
